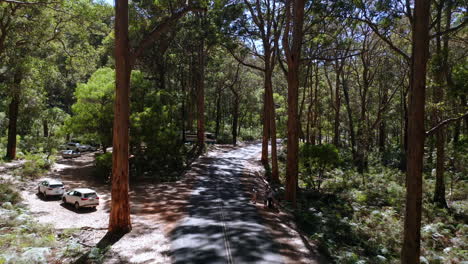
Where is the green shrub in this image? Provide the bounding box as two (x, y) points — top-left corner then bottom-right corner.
(299, 143), (340, 190)
(94, 152), (112, 182)
(15, 154), (52, 179)
(0, 181), (22, 205)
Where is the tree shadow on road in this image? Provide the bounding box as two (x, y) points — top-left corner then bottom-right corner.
(241, 159), (330, 264)
(168, 156), (292, 264)
(73, 231), (125, 264)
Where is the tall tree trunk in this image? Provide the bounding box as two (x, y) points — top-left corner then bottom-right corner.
(342, 73), (357, 161)
(403, 90), (409, 167)
(298, 64), (310, 142)
(433, 0), (451, 209)
(306, 65), (315, 143)
(181, 67), (186, 142)
(43, 120), (49, 138)
(232, 97), (239, 145)
(379, 121), (386, 152)
(333, 65), (341, 147)
(266, 68), (279, 182)
(6, 71), (21, 160)
(453, 96), (462, 143)
(109, 0), (132, 234)
(261, 91), (270, 165)
(311, 65), (320, 145)
(187, 54), (195, 132)
(379, 81), (389, 153)
(215, 86), (222, 139)
(196, 19), (205, 148)
(401, 0), (431, 262)
(283, 0), (305, 206)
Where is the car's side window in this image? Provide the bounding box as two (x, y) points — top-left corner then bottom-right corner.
(74, 192), (81, 197)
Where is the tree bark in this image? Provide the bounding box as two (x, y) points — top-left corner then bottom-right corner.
(433, 0), (451, 209)
(261, 90), (270, 165)
(43, 119), (49, 138)
(333, 62), (342, 147)
(232, 97), (239, 145)
(6, 70), (22, 160)
(283, 0), (305, 206)
(265, 68), (279, 182)
(181, 67), (186, 142)
(196, 16), (205, 148)
(109, 0), (132, 235)
(378, 79), (389, 153)
(342, 72), (357, 160)
(215, 85), (222, 139)
(401, 0), (431, 262)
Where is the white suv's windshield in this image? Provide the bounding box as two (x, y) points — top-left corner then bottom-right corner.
(49, 184), (63, 188)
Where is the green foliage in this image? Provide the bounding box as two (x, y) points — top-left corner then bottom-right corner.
(299, 143), (340, 190)
(68, 67), (115, 149)
(131, 91), (184, 179)
(14, 154), (53, 179)
(94, 152), (112, 182)
(450, 62), (468, 97)
(0, 181), (22, 205)
(291, 162), (466, 263)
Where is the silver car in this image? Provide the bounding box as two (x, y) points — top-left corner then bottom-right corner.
(66, 142), (80, 151)
(61, 150), (81, 159)
(62, 188), (100, 210)
(37, 179), (65, 198)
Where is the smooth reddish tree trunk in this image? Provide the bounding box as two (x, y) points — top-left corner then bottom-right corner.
(261, 91), (270, 165)
(109, 0), (131, 234)
(241, 0), (281, 174)
(283, 0), (305, 206)
(265, 65), (279, 183)
(401, 0), (431, 262)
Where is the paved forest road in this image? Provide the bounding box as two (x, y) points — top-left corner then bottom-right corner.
(170, 143), (284, 264)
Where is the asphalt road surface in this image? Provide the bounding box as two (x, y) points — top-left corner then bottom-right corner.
(170, 143), (284, 264)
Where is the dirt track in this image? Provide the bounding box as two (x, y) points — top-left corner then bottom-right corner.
(20, 152), (173, 263)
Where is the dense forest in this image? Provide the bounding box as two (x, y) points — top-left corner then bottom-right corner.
(0, 0), (466, 263)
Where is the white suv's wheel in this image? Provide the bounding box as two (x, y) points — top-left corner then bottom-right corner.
(62, 197), (67, 203)
(74, 202), (80, 210)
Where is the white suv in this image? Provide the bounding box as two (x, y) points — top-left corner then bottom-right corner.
(62, 188), (99, 210)
(37, 179), (65, 199)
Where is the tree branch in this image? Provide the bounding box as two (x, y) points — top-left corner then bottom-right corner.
(351, 16), (411, 62)
(130, 6), (205, 65)
(224, 45), (265, 72)
(430, 18), (468, 39)
(426, 112), (468, 136)
(0, 0), (58, 5)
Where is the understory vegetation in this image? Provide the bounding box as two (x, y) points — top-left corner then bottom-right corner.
(0, 182), (87, 263)
(280, 139), (468, 263)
